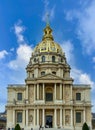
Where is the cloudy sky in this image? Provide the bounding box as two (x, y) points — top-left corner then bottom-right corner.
(0, 0), (95, 112)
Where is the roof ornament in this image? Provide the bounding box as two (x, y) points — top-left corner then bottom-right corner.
(42, 13), (54, 41)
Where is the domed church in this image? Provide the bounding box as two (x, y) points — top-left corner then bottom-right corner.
(6, 23), (92, 130)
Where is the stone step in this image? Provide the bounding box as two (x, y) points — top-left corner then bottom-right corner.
(34, 128), (71, 130)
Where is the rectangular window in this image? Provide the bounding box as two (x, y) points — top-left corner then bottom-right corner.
(17, 112), (22, 123)
(32, 74), (34, 78)
(76, 93), (81, 100)
(17, 93), (22, 101)
(46, 93), (53, 101)
(76, 112), (81, 123)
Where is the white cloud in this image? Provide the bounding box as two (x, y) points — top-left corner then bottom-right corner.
(77, 1), (95, 54)
(8, 44), (33, 70)
(61, 40), (75, 65)
(65, 0), (95, 54)
(14, 20), (25, 43)
(60, 40), (94, 89)
(71, 68), (95, 89)
(8, 20), (34, 70)
(0, 50), (8, 59)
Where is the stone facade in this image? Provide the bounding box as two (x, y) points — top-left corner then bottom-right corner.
(6, 24), (92, 130)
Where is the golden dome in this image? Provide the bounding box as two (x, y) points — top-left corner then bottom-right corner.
(33, 24), (63, 54)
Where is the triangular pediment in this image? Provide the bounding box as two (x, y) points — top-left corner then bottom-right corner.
(38, 73), (62, 80)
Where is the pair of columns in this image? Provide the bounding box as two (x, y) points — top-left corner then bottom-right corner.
(33, 109), (45, 127)
(33, 108), (85, 128)
(12, 108), (86, 127)
(34, 83), (63, 101)
(54, 83), (62, 100)
(34, 83), (45, 100)
(13, 109), (28, 127)
(54, 108), (62, 127)
(33, 108), (62, 128)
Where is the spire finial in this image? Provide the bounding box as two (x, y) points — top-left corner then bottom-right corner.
(46, 12), (50, 26)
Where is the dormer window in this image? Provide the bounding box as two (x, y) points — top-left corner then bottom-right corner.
(52, 71), (56, 75)
(42, 56), (45, 62)
(34, 58), (36, 62)
(52, 56), (55, 62)
(41, 71), (45, 76)
(61, 58), (63, 62)
(32, 74), (34, 78)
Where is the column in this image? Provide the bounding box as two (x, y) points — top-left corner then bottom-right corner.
(42, 109), (45, 127)
(71, 85), (72, 100)
(60, 108), (62, 127)
(26, 109), (28, 126)
(60, 83), (62, 100)
(83, 108), (86, 122)
(63, 85), (64, 102)
(26, 85), (28, 99)
(37, 109), (39, 126)
(13, 110), (15, 125)
(43, 83), (45, 100)
(34, 109), (35, 126)
(73, 109), (75, 129)
(23, 110), (25, 127)
(37, 84), (39, 100)
(54, 83), (56, 100)
(71, 109), (73, 126)
(34, 84), (36, 101)
(54, 109), (57, 128)
(63, 109), (65, 127)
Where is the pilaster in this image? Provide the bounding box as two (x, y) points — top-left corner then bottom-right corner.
(71, 109), (73, 126)
(43, 83), (45, 100)
(60, 108), (62, 127)
(83, 108), (86, 123)
(26, 109), (28, 126)
(42, 109), (45, 127)
(37, 84), (39, 100)
(60, 83), (62, 100)
(54, 83), (56, 100)
(23, 110), (25, 127)
(54, 109), (57, 128)
(37, 109), (39, 127)
(34, 109), (35, 127)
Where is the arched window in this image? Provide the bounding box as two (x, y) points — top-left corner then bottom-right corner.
(34, 58), (36, 62)
(42, 56), (45, 62)
(61, 58), (63, 62)
(76, 93), (81, 100)
(52, 56), (55, 62)
(41, 71), (45, 76)
(45, 88), (53, 101)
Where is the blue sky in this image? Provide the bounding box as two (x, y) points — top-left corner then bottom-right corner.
(0, 0), (95, 112)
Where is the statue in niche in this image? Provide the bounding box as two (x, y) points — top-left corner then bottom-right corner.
(65, 115), (69, 124)
(29, 115), (33, 122)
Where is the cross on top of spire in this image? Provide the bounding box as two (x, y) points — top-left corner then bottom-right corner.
(46, 12), (50, 26)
